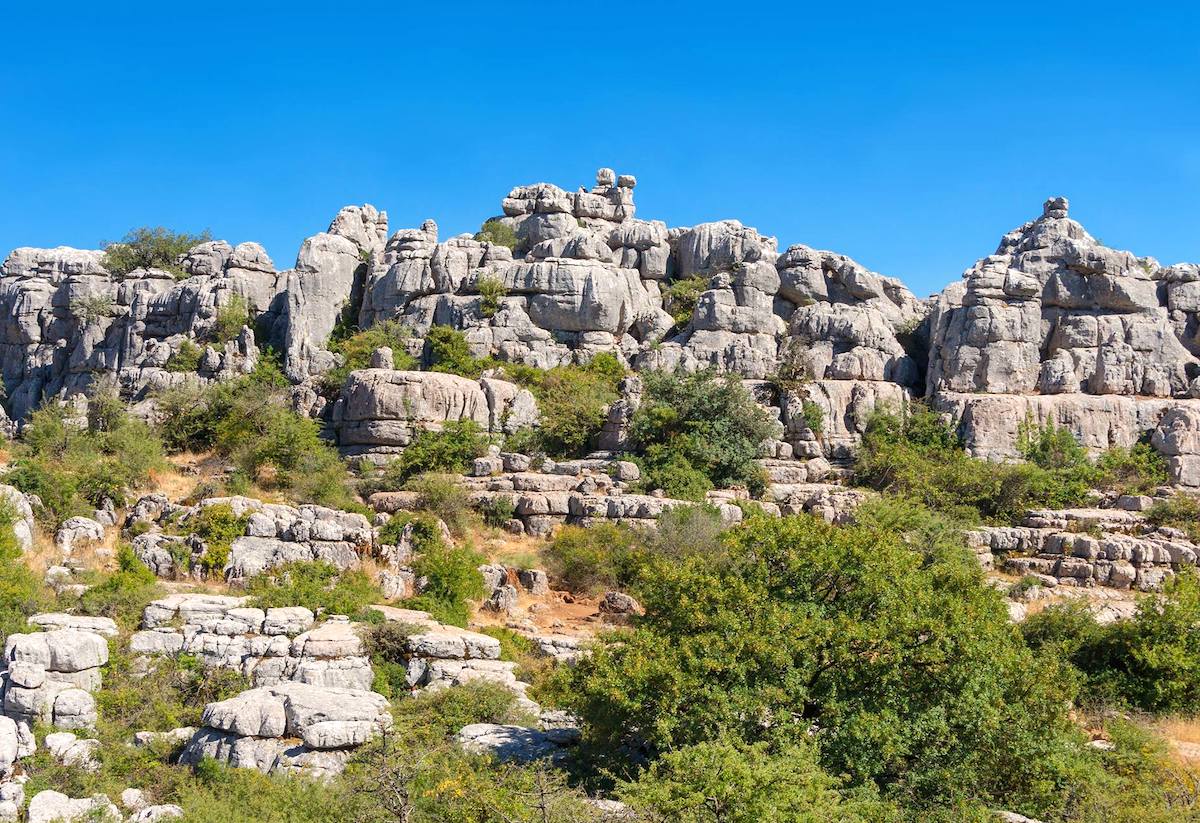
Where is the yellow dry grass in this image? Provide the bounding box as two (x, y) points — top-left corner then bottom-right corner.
(1155, 717), (1200, 748)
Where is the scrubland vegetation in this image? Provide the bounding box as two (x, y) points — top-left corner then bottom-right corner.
(0, 308), (1197, 821)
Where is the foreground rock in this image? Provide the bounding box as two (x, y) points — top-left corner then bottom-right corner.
(178, 682), (392, 778)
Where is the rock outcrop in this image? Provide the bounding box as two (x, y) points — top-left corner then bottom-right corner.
(929, 197), (1200, 464)
(5, 172), (1200, 483)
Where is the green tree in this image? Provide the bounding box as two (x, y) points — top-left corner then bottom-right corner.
(323, 319), (419, 394)
(618, 739), (897, 823)
(628, 369), (774, 497)
(102, 226), (212, 279)
(500, 355), (624, 458)
(427, 325), (494, 378)
(564, 513), (1088, 815)
(477, 276), (507, 318)
(473, 219), (518, 250)
(213, 294), (251, 343)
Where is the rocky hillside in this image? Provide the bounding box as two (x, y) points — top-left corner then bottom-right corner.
(3, 169), (1198, 481)
(0, 168), (1198, 821)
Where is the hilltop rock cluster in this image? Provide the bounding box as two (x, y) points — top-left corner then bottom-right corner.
(2, 169), (1200, 483)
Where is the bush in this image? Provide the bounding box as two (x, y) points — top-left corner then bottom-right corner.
(857, 406), (1178, 527)
(663, 275), (708, 327)
(479, 495), (515, 528)
(408, 538), (485, 627)
(363, 620), (422, 697)
(426, 325), (494, 378)
(544, 522), (643, 595)
(500, 354), (624, 459)
(1025, 570), (1200, 714)
(855, 404), (1090, 524)
(9, 392), (166, 525)
(404, 473), (475, 536)
(633, 441), (713, 501)
(473, 218), (518, 250)
(70, 294), (115, 325)
(640, 503), (729, 563)
(1146, 494), (1200, 541)
(618, 739), (895, 823)
(78, 544), (164, 630)
(0, 503), (49, 647)
(1095, 442), (1171, 496)
(164, 339), (204, 373)
(247, 561), (382, 619)
(376, 511), (443, 549)
(628, 369), (775, 497)
(156, 359), (358, 510)
(477, 276), (507, 318)
(102, 226), (212, 279)
(361, 421), (491, 495)
(563, 513), (1089, 815)
(801, 399), (824, 436)
(213, 294), (251, 343)
(322, 320), (418, 394)
(186, 503), (248, 576)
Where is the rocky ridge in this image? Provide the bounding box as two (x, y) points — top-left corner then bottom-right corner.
(9, 169), (1197, 478)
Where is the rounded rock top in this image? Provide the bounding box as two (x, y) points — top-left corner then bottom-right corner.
(1042, 196), (1069, 218)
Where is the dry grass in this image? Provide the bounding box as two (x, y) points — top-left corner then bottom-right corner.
(1155, 717), (1200, 747)
(479, 530), (546, 570)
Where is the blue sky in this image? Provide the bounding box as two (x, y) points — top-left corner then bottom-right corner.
(2, 2), (1197, 297)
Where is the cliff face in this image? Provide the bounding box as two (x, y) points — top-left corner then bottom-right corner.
(2, 168), (1198, 485)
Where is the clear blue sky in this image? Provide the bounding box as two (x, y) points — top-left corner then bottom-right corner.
(3, 2), (1198, 297)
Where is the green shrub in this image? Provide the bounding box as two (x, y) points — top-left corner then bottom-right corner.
(0, 504), (49, 647)
(70, 294), (115, 325)
(376, 511), (443, 549)
(479, 495), (516, 528)
(500, 354), (624, 458)
(247, 561), (382, 619)
(640, 503), (729, 563)
(363, 620), (422, 697)
(663, 275), (708, 327)
(156, 359), (358, 510)
(361, 421), (491, 495)
(9, 393), (166, 525)
(477, 625), (538, 662)
(404, 472), (475, 536)
(544, 522), (643, 595)
(618, 739), (896, 823)
(1017, 416), (1092, 471)
(1095, 442), (1171, 496)
(1025, 570), (1200, 714)
(1146, 494), (1200, 541)
(322, 319), (418, 394)
(186, 503), (248, 576)
(426, 325), (494, 378)
(628, 369), (774, 497)
(213, 294), (251, 343)
(633, 441), (714, 501)
(408, 538), (485, 627)
(563, 513), (1088, 815)
(78, 544), (164, 630)
(477, 275), (507, 318)
(801, 399), (824, 436)
(165, 339), (204, 373)
(473, 218), (518, 250)
(855, 404), (1092, 524)
(102, 226), (212, 279)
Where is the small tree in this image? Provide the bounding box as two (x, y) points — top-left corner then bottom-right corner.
(69, 294), (115, 325)
(628, 368), (775, 496)
(426, 325), (493, 378)
(477, 276), (507, 318)
(213, 294), (251, 343)
(473, 219), (518, 250)
(102, 226), (212, 279)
